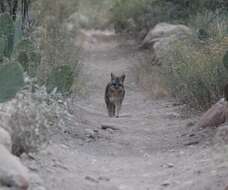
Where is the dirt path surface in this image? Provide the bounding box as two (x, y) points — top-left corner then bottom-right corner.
(24, 31), (228, 190)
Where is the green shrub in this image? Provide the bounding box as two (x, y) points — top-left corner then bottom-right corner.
(13, 39), (41, 77)
(46, 65), (74, 95)
(76, 0), (114, 29)
(111, 0), (148, 32)
(188, 11), (228, 42)
(0, 62), (24, 103)
(111, 0), (228, 34)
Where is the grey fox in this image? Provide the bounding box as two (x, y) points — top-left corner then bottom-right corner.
(105, 73), (126, 117)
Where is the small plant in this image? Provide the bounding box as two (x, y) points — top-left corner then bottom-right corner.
(13, 39), (41, 77)
(46, 65), (74, 95)
(10, 106), (48, 156)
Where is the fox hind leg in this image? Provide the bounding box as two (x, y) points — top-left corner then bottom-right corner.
(111, 104), (115, 117)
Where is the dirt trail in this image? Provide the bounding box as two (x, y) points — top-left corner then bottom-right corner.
(24, 31), (228, 190)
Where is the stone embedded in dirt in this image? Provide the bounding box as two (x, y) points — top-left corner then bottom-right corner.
(198, 98), (228, 128)
(0, 127), (12, 152)
(28, 173), (46, 190)
(101, 124), (120, 131)
(167, 163), (174, 168)
(98, 176), (110, 182)
(85, 129), (98, 139)
(85, 176), (99, 184)
(184, 141), (199, 146)
(0, 145), (29, 189)
(52, 161), (69, 171)
(161, 181), (170, 187)
(161, 163), (174, 168)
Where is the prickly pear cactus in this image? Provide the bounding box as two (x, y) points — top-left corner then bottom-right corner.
(0, 62), (24, 103)
(0, 14), (15, 57)
(46, 65), (74, 95)
(223, 51), (228, 70)
(0, 36), (7, 61)
(14, 39), (41, 77)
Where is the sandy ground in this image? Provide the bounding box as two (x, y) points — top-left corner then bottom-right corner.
(23, 31), (228, 190)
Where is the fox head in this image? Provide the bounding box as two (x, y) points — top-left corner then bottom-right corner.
(110, 73), (126, 89)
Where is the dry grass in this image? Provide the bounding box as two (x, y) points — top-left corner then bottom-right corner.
(160, 37), (228, 110)
(132, 50), (168, 98)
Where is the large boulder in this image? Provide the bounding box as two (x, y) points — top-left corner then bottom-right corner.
(141, 23), (192, 55)
(198, 98), (228, 128)
(0, 145), (29, 189)
(0, 127), (12, 152)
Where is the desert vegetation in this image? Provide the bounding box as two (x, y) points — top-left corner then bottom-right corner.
(110, 0), (228, 110)
(0, 0), (227, 163)
(1, 1), (228, 189)
(0, 0), (227, 158)
(0, 0), (84, 157)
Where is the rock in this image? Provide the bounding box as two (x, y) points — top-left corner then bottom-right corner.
(101, 124), (120, 131)
(198, 98), (228, 128)
(161, 181), (170, 187)
(98, 176), (110, 182)
(0, 127), (12, 152)
(85, 129), (97, 139)
(141, 23), (192, 50)
(0, 145), (29, 189)
(85, 176), (99, 184)
(28, 173), (46, 190)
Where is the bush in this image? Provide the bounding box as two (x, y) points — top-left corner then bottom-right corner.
(111, 0), (228, 34)
(160, 39), (228, 110)
(13, 39), (41, 77)
(5, 85), (72, 156)
(32, 0), (83, 96)
(46, 65), (74, 95)
(188, 11), (228, 42)
(76, 0), (114, 29)
(10, 100), (48, 156)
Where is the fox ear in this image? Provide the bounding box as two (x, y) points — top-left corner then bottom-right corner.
(224, 84), (228, 101)
(121, 73), (126, 82)
(111, 72), (115, 80)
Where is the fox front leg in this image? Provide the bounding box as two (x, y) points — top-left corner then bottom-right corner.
(115, 103), (121, 118)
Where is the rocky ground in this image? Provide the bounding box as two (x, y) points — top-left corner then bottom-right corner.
(2, 30), (228, 190)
